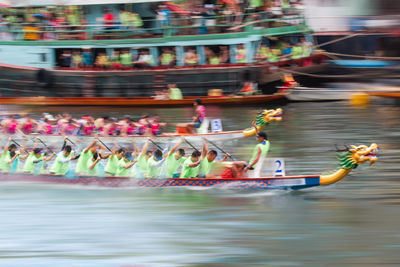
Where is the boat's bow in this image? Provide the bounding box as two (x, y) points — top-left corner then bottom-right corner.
(243, 108), (283, 137)
(320, 143), (378, 185)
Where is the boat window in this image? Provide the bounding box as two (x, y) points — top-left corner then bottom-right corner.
(204, 45), (230, 65)
(158, 46), (176, 67)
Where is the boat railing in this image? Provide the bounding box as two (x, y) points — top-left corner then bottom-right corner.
(0, 15), (306, 42)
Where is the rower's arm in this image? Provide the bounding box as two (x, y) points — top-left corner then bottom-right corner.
(124, 159), (137, 169)
(140, 138), (150, 157)
(83, 138), (97, 153)
(44, 152), (56, 161)
(168, 137), (184, 156)
(18, 151), (30, 160)
(32, 138), (39, 150)
(89, 158), (100, 170)
(221, 153), (230, 162)
(4, 137), (11, 154)
(202, 138), (208, 157)
(8, 152), (20, 163)
(248, 147), (261, 169)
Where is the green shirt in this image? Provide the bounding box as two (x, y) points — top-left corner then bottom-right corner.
(250, 141), (270, 168)
(291, 46), (303, 59)
(209, 56), (220, 65)
(120, 53), (132, 66)
(160, 53), (174, 65)
(180, 157), (200, 178)
(86, 157), (99, 176)
(105, 154), (119, 176)
(1, 151), (18, 173)
(147, 157), (163, 178)
(116, 158), (131, 177)
(75, 150), (93, 174)
(165, 154), (186, 177)
(199, 157), (215, 176)
(136, 154), (148, 177)
(169, 87), (183, 100)
(50, 152), (74, 175)
(23, 153), (44, 174)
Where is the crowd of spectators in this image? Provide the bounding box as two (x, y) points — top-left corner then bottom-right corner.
(0, 0), (304, 41)
(57, 36), (312, 69)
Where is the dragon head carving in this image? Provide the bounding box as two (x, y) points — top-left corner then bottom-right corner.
(338, 143), (379, 169)
(255, 108), (283, 126)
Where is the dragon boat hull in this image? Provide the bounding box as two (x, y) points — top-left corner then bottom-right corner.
(0, 173), (321, 190)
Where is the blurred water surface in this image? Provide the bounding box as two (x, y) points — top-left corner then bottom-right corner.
(0, 99), (399, 267)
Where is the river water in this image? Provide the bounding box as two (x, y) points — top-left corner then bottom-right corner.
(0, 98), (399, 266)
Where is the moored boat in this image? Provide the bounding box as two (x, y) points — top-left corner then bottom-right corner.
(284, 86), (358, 102)
(0, 94), (284, 106)
(0, 143), (378, 190)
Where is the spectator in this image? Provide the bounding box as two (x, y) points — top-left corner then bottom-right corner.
(269, 45), (282, 62)
(82, 48), (93, 68)
(159, 47), (175, 67)
(71, 50), (83, 68)
(168, 84), (183, 100)
(208, 50), (221, 65)
(133, 49), (154, 68)
(95, 52), (110, 69)
(219, 45), (230, 64)
(23, 24), (40, 41)
(184, 48), (199, 66)
(103, 8), (115, 31)
(120, 49), (132, 68)
(110, 50), (122, 69)
(256, 44), (270, 62)
(60, 50), (72, 67)
(235, 44), (247, 63)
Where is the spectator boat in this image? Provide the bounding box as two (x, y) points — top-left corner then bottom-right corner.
(0, 1), (327, 98)
(0, 94), (284, 106)
(0, 143), (378, 190)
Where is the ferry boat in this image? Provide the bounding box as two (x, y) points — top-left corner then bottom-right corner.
(0, 1), (327, 99)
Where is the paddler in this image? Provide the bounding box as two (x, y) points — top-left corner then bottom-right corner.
(244, 122), (270, 177)
(179, 150), (202, 178)
(75, 136), (106, 175)
(198, 138), (229, 178)
(87, 151), (103, 176)
(116, 151), (137, 177)
(146, 141), (169, 178)
(164, 137), (186, 178)
(21, 144), (56, 174)
(104, 147), (126, 176)
(49, 138), (79, 175)
(133, 138), (152, 178)
(0, 137), (24, 173)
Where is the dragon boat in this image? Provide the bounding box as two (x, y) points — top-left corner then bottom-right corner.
(6, 108), (283, 147)
(0, 143), (378, 190)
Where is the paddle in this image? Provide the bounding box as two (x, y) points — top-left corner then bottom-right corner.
(149, 139), (163, 151)
(11, 138), (21, 147)
(97, 137), (111, 152)
(184, 138), (199, 152)
(66, 137), (76, 146)
(205, 138), (236, 161)
(37, 137), (54, 154)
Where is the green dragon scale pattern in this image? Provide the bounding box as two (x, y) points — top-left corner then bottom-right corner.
(255, 113), (269, 127)
(337, 151), (358, 170)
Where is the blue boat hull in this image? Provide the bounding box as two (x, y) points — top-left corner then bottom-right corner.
(0, 173), (321, 190)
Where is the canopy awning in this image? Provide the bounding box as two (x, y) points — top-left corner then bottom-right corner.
(8, 0), (168, 7)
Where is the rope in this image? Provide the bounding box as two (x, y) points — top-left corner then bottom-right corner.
(312, 33), (362, 49)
